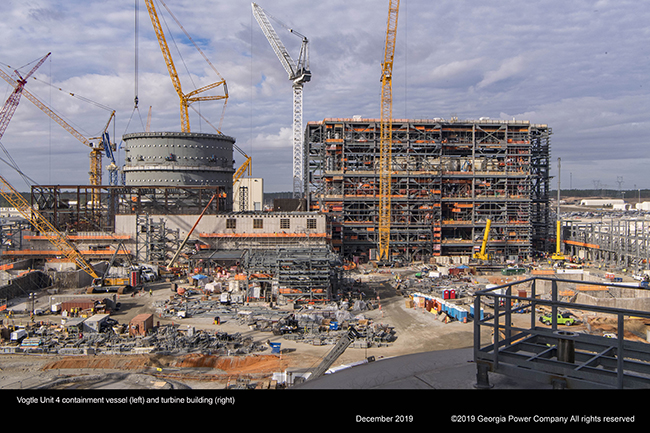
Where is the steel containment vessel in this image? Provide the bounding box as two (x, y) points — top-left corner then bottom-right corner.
(121, 131), (235, 188)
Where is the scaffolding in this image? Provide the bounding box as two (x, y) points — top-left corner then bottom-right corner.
(307, 118), (551, 262)
(243, 246), (341, 302)
(135, 214), (181, 264)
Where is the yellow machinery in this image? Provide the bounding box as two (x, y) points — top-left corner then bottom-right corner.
(473, 219), (492, 261)
(0, 175), (99, 280)
(0, 68), (114, 197)
(233, 144), (252, 183)
(378, 0), (400, 262)
(552, 220), (566, 261)
(144, 0), (228, 134)
(144, 0), (250, 182)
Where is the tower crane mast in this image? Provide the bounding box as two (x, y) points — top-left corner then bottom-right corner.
(252, 2), (311, 198)
(378, 0), (400, 262)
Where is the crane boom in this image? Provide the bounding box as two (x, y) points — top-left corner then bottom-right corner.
(0, 175), (99, 279)
(378, 0), (400, 262)
(252, 2), (310, 198)
(473, 219), (492, 261)
(0, 69), (91, 147)
(0, 67), (110, 191)
(166, 193), (217, 269)
(233, 143), (252, 183)
(144, 0), (228, 133)
(0, 53), (50, 142)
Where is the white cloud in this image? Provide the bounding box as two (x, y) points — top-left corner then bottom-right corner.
(0, 0), (647, 192)
(476, 55), (528, 89)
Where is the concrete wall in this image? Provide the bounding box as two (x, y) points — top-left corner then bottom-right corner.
(233, 178), (264, 211)
(115, 212), (327, 239)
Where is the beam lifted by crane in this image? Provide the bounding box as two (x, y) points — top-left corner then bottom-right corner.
(252, 2), (310, 199)
(144, 0), (228, 134)
(378, 0), (400, 262)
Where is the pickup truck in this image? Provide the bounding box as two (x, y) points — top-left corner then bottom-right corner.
(539, 312), (575, 326)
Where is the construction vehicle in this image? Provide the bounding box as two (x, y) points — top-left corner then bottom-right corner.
(144, 0), (228, 134)
(377, 0), (400, 262)
(473, 219), (493, 261)
(307, 326), (362, 381)
(252, 2), (310, 198)
(90, 242), (135, 293)
(552, 220), (566, 261)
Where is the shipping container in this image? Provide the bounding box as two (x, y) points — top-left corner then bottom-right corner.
(129, 313), (154, 336)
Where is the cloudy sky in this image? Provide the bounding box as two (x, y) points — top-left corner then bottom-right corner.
(0, 0), (648, 193)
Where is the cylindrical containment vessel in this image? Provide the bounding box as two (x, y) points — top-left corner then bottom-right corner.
(121, 131), (235, 189)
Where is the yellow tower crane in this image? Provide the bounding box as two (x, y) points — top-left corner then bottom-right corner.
(144, 0), (228, 133)
(378, 0), (400, 262)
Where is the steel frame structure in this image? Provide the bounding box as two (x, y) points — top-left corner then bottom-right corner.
(474, 277), (650, 389)
(243, 246), (341, 302)
(307, 118), (551, 262)
(30, 185), (228, 233)
(563, 218), (650, 272)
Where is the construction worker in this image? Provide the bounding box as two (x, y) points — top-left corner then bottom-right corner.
(149, 288), (153, 297)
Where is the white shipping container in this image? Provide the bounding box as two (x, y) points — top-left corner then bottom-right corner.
(10, 329), (27, 341)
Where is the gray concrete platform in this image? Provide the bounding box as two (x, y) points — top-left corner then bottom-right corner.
(293, 347), (550, 390)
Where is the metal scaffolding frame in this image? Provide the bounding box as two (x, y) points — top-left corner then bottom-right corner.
(135, 214), (181, 264)
(307, 118), (551, 262)
(243, 246), (341, 302)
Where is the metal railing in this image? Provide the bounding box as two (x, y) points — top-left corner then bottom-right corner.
(473, 276), (650, 389)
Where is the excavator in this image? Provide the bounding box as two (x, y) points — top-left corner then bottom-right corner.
(473, 219), (493, 261)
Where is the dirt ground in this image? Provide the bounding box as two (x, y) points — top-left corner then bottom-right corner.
(5, 265), (646, 390)
(0, 269), (486, 389)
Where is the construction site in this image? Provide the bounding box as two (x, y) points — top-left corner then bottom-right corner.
(0, 0), (649, 393)
(307, 117), (552, 262)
